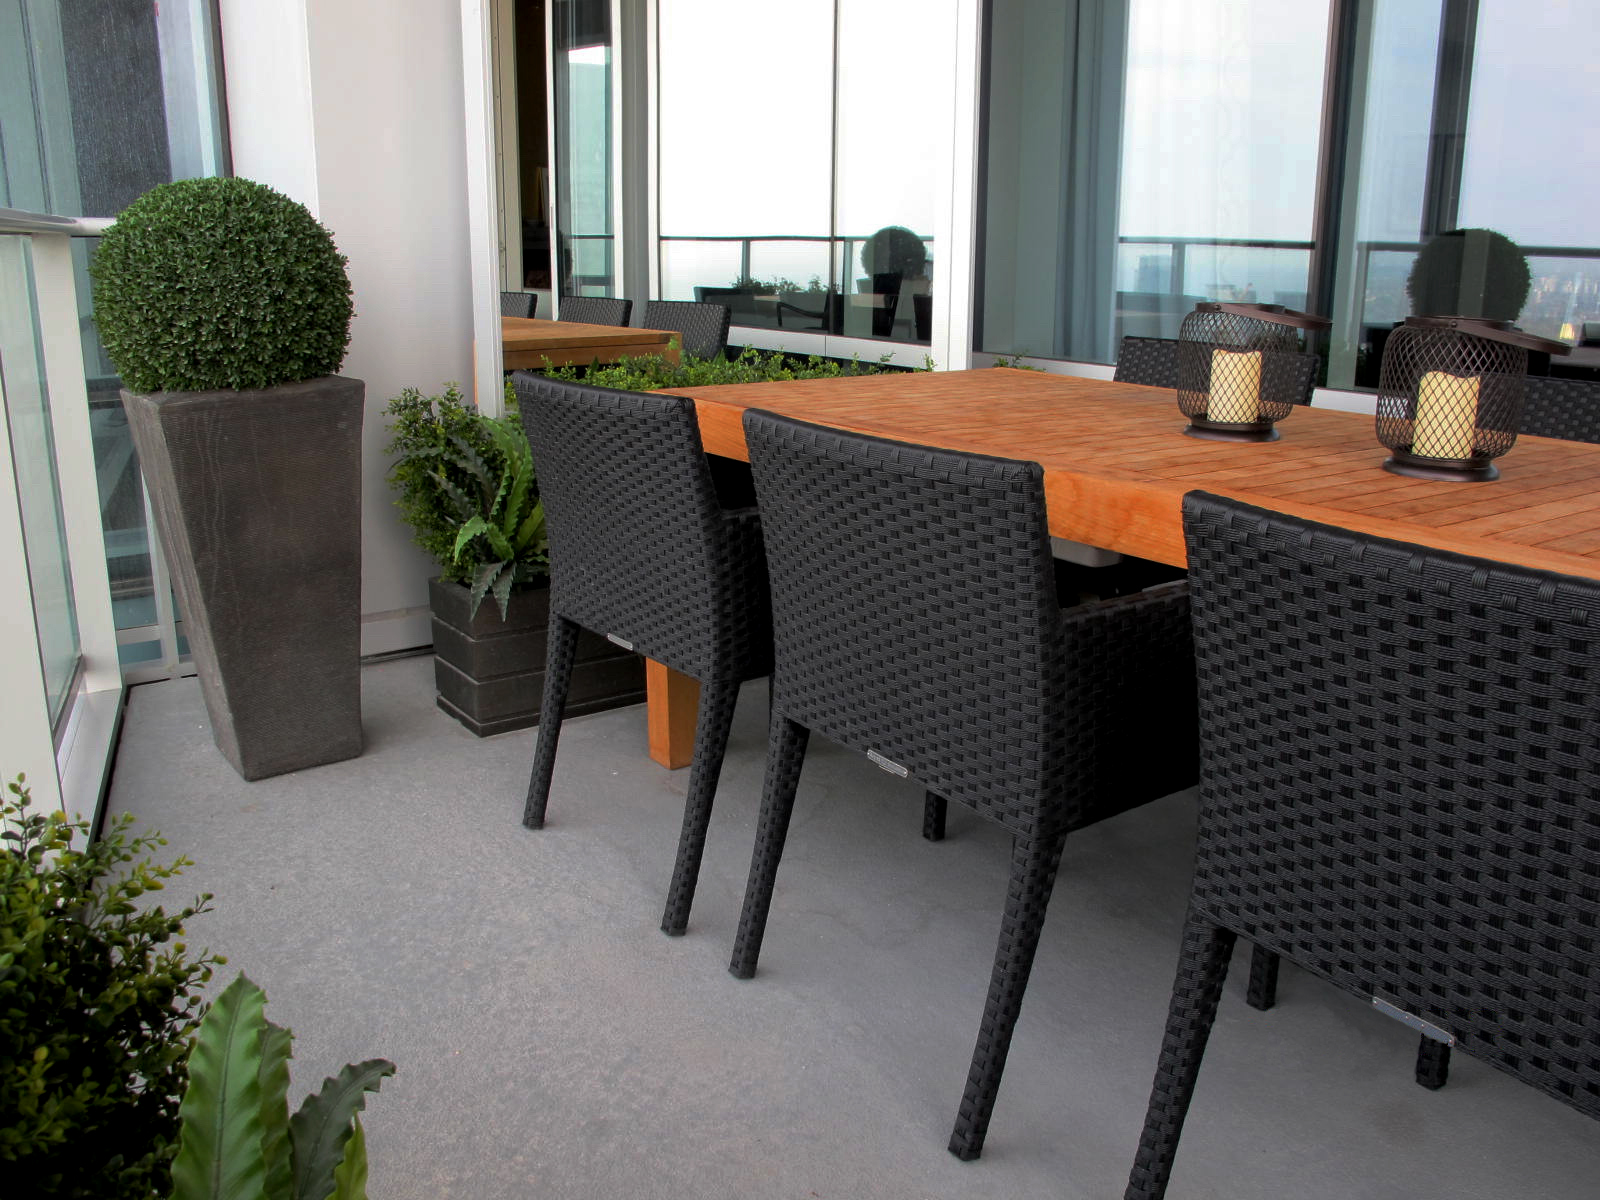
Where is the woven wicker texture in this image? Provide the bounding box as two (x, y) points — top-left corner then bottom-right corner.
(1112, 336), (1182, 389)
(559, 295), (632, 327)
(735, 409), (1199, 1160)
(500, 290), (536, 318)
(1112, 335), (1318, 406)
(642, 299), (732, 360)
(1520, 374), (1600, 443)
(514, 376), (772, 934)
(1126, 491), (1600, 1199)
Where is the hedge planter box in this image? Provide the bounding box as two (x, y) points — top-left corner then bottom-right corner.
(429, 578), (645, 736)
(122, 376), (365, 780)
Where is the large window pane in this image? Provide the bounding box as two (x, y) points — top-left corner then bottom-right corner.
(553, 0), (615, 296)
(0, 236), (80, 725)
(657, 0), (833, 321)
(980, 0), (1329, 363)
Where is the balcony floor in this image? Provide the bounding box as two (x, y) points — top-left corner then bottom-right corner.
(108, 656), (1598, 1199)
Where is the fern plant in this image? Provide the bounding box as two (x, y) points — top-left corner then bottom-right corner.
(169, 973), (392, 1200)
(383, 381), (547, 619)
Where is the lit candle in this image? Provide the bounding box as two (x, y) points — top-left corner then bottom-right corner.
(1207, 349), (1263, 423)
(1412, 370), (1481, 460)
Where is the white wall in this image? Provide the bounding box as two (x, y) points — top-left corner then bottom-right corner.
(217, 0), (474, 655)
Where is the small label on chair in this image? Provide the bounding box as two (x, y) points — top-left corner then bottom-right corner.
(1372, 996), (1455, 1045)
(866, 749), (908, 778)
(605, 633), (634, 650)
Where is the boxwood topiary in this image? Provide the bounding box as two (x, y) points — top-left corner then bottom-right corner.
(90, 177), (353, 393)
(1406, 227), (1530, 322)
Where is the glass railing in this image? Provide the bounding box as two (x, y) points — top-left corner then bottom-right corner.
(658, 232), (936, 345)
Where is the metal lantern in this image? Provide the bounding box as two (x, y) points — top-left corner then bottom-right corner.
(1376, 317), (1570, 482)
(1177, 303), (1331, 442)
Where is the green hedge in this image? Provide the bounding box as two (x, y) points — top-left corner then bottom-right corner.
(536, 344), (916, 391)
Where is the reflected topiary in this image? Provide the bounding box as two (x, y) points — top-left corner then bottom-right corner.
(1406, 228), (1531, 322)
(90, 177), (353, 393)
(859, 225), (928, 280)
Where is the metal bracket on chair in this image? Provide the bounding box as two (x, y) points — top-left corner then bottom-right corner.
(1372, 996), (1456, 1044)
(606, 633), (634, 650)
(866, 749), (908, 778)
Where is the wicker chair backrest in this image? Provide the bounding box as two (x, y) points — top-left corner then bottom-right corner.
(1181, 490), (1600, 1120)
(558, 295), (632, 327)
(500, 291), (536, 318)
(1519, 374), (1600, 443)
(642, 299), (731, 360)
(743, 409), (1074, 834)
(1113, 334), (1318, 405)
(515, 375), (765, 678)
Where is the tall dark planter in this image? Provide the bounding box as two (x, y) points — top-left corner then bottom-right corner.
(429, 578), (645, 736)
(121, 376), (365, 780)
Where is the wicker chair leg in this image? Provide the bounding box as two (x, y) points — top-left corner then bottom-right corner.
(729, 713), (810, 980)
(947, 828), (1069, 1161)
(1415, 1036), (1451, 1090)
(922, 792), (948, 842)
(1125, 914), (1237, 1200)
(1245, 944), (1279, 1011)
(660, 674), (742, 937)
(521, 615), (581, 830)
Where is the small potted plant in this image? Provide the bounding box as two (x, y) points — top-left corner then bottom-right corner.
(384, 383), (643, 736)
(90, 176), (363, 781)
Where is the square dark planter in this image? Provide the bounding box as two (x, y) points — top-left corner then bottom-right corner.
(121, 376), (364, 780)
(428, 578), (645, 736)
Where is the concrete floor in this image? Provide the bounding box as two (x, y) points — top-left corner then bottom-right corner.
(106, 656), (1597, 1199)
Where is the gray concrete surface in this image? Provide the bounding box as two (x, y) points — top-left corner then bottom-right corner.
(106, 656), (1598, 1199)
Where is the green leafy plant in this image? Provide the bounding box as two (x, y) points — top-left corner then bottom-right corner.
(383, 380), (548, 618)
(90, 176), (353, 393)
(169, 973), (393, 1200)
(538, 343), (910, 393)
(729, 273), (835, 295)
(1, 776), (220, 1198)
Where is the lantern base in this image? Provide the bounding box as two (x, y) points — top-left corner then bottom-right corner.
(1382, 451), (1499, 482)
(1184, 419), (1280, 443)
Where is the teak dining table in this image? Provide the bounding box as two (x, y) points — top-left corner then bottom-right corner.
(501, 316), (681, 370)
(633, 367), (1600, 767)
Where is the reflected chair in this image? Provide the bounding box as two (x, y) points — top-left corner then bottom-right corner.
(731, 410), (1199, 1161)
(558, 295), (632, 327)
(642, 299), (731, 360)
(1111, 334), (1320, 405)
(513, 375), (772, 936)
(1125, 491), (1600, 1199)
(1520, 374), (1600, 443)
(500, 291), (537, 318)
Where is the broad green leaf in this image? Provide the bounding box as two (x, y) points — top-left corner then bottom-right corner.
(259, 1021), (295, 1200)
(428, 469), (476, 524)
(502, 462), (532, 538)
(328, 1118), (368, 1200)
(169, 973), (270, 1200)
(491, 563), (515, 619)
(513, 501), (546, 556)
(468, 561), (504, 617)
(443, 432), (493, 493)
(481, 524), (515, 562)
(451, 515), (491, 562)
(289, 1059), (395, 1200)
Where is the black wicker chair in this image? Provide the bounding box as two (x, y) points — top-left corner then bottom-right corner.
(1248, 370), (1600, 1072)
(1112, 335), (1181, 388)
(642, 299), (732, 360)
(732, 410), (1199, 1161)
(1519, 374), (1600, 443)
(513, 375), (772, 936)
(1111, 334), (1319, 406)
(558, 295), (632, 327)
(1125, 491), (1600, 1199)
(500, 290), (537, 318)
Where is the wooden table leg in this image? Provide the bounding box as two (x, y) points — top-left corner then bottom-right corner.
(646, 659), (698, 769)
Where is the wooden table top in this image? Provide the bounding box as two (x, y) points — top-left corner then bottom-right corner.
(661, 367), (1600, 582)
(502, 317), (680, 369)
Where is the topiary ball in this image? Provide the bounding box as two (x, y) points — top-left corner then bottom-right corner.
(859, 225), (928, 281)
(91, 177), (353, 393)
(1406, 227), (1531, 322)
